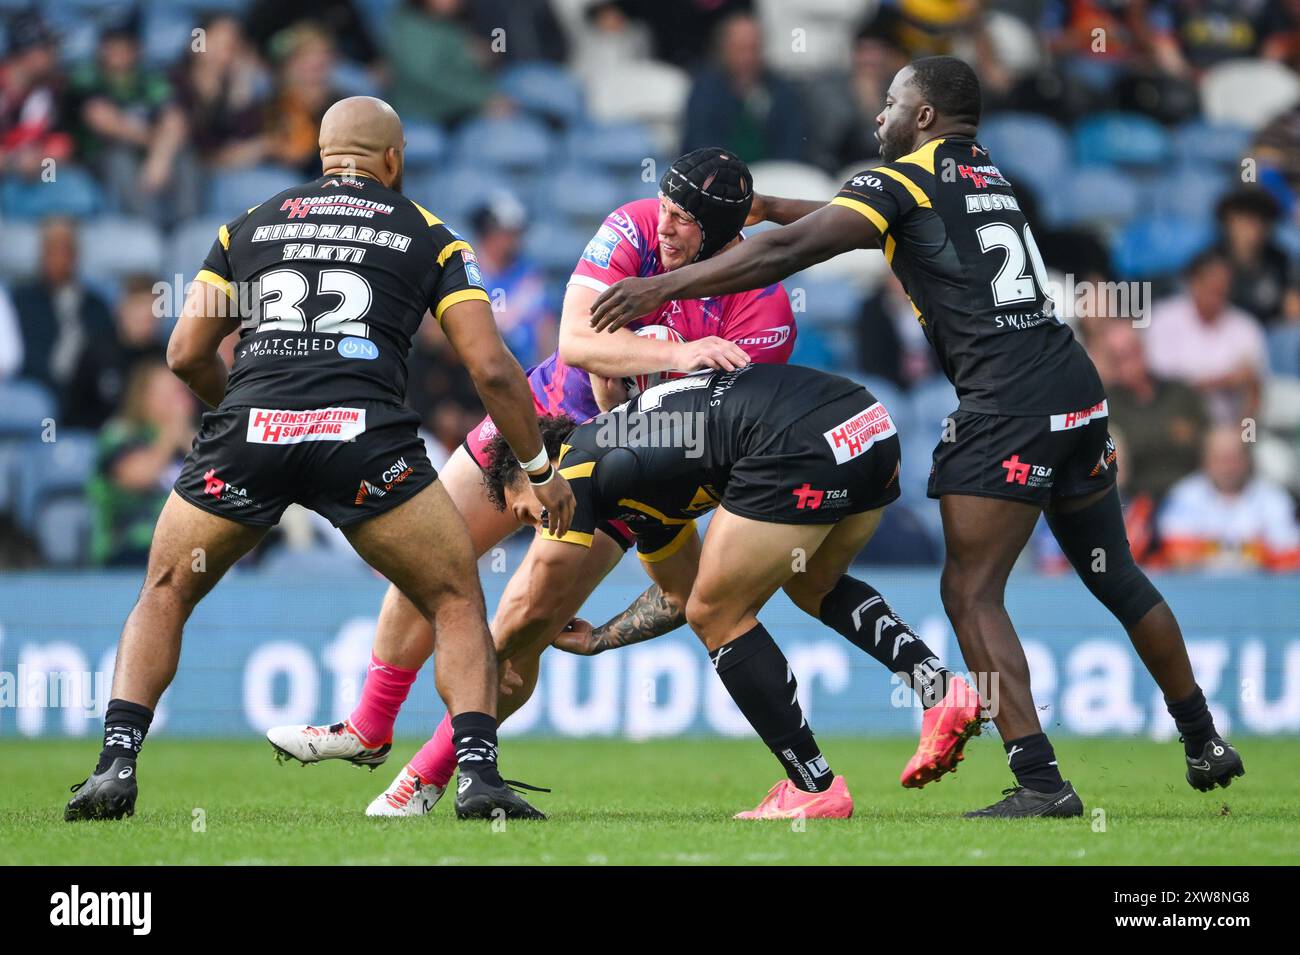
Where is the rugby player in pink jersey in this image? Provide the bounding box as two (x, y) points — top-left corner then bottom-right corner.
(266, 149), (800, 810)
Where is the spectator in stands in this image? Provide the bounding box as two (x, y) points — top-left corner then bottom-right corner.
(264, 23), (344, 176)
(1261, 0), (1300, 72)
(1215, 187), (1293, 327)
(69, 13), (194, 219)
(1159, 425), (1300, 572)
(170, 14), (271, 171)
(469, 193), (556, 366)
(245, 0), (380, 70)
(1147, 0), (1270, 76)
(64, 275), (166, 429)
(571, 1), (655, 85)
(386, 0), (500, 128)
(1098, 321), (1206, 505)
(855, 271), (935, 389)
(1145, 249), (1269, 426)
(0, 12), (72, 176)
(620, 0), (753, 69)
(87, 359), (196, 567)
(680, 12), (807, 163)
(468, 0), (568, 64)
(12, 218), (114, 419)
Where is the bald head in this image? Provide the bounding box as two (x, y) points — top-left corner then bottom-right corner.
(319, 96), (405, 190)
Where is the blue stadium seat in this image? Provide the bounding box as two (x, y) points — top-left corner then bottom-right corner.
(408, 166), (500, 225)
(910, 375), (959, 433)
(142, 5), (197, 66)
(14, 430), (99, 532)
(978, 112), (1071, 201)
(167, 218), (228, 284)
(523, 220), (593, 276)
(1171, 120), (1251, 168)
(1074, 112), (1170, 168)
(787, 276), (863, 330)
(500, 64), (585, 126)
(1048, 165), (1142, 227)
(1111, 217), (1215, 279)
(78, 218), (165, 280)
(34, 494), (91, 567)
(0, 379), (56, 439)
(1266, 325), (1300, 377)
(1, 166), (102, 219)
(1143, 166), (1230, 223)
(565, 121), (659, 172)
(0, 220), (42, 282)
(0, 438), (25, 514)
(540, 165), (625, 226)
(454, 116), (555, 172)
(207, 165), (299, 219)
(401, 121), (447, 174)
(788, 324), (836, 370)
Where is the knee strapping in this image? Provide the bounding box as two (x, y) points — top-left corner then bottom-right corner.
(1046, 487), (1163, 628)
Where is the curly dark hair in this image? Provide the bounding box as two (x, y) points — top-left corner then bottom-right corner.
(481, 413), (578, 511)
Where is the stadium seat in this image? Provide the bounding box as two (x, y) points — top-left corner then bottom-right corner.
(1266, 326), (1300, 378)
(787, 275), (864, 330)
(410, 166), (501, 225)
(1, 165), (102, 219)
(1047, 166), (1142, 227)
(1073, 112), (1170, 168)
(1171, 119), (1252, 169)
(142, 5), (196, 66)
(584, 60), (689, 150)
(13, 430), (99, 532)
(78, 218), (165, 280)
(331, 60), (381, 98)
(787, 324), (836, 370)
(500, 63), (586, 126)
(0, 438), (25, 514)
(33, 493), (91, 567)
(207, 165), (299, 219)
(454, 115), (555, 172)
(537, 164), (624, 227)
(978, 112), (1072, 200)
(566, 121), (660, 172)
(167, 217), (228, 284)
(1111, 216), (1215, 279)
(0, 220), (42, 282)
(401, 121), (447, 174)
(910, 375), (959, 433)
(1201, 59), (1300, 130)
(1261, 374), (1300, 430)
(0, 379), (56, 439)
(523, 219), (595, 276)
(1142, 166), (1230, 224)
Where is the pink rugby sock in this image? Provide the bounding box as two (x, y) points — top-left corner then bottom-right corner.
(409, 713), (457, 787)
(347, 654), (418, 745)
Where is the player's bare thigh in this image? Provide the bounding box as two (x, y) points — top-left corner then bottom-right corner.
(687, 508), (834, 649)
(373, 444), (520, 646)
(141, 491), (269, 606)
(783, 508), (884, 616)
(343, 479), (485, 614)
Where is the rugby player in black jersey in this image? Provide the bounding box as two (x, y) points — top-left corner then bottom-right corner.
(588, 57), (1244, 817)
(477, 363), (980, 820)
(63, 97), (571, 822)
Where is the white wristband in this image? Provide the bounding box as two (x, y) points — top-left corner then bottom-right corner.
(518, 448), (548, 473)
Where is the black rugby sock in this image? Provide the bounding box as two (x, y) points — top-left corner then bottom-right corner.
(709, 624), (834, 793)
(1005, 733), (1064, 794)
(97, 699), (154, 773)
(1166, 685), (1217, 758)
(451, 711), (504, 788)
(819, 575), (951, 706)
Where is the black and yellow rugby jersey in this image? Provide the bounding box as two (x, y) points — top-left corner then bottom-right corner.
(833, 137), (1104, 416)
(542, 364), (864, 558)
(194, 173), (489, 409)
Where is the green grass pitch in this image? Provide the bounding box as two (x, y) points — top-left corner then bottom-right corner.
(2, 736), (1296, 865)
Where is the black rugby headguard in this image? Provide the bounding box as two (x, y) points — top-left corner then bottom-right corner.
(659, 147), (754, 261)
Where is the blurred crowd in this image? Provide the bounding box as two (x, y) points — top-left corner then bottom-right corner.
(0, 0), (1299, 574)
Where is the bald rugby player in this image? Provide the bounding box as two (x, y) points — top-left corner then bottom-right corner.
(64, 97), (571, 822)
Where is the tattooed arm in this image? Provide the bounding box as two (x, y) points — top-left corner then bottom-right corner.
(554, 584), (686, 656)
(553, 525), (701, 656)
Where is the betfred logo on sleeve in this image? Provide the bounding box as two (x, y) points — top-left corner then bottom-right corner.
(823, 402), (896, 464)
(247, 407), (367, 444)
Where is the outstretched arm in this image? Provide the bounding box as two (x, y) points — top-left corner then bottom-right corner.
(590, 203), (879, 332)
(747, 192), (828, 226)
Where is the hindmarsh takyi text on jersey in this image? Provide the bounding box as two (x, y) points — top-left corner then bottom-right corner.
(193, 173), (488, 411)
